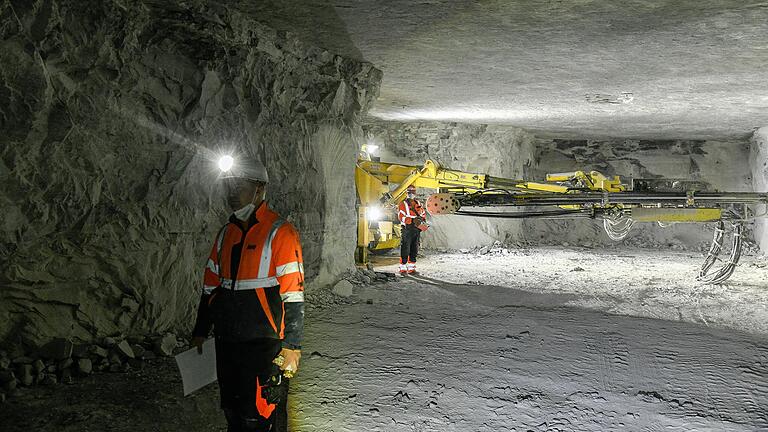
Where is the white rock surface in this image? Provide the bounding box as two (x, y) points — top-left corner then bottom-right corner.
(332, 280), (354, 298)
(336, 1), (768, 140)
(751, 127), (768, 253)
(291, 250), (768, 430)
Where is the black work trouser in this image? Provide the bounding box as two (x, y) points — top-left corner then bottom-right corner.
(215, 337), (288, 431)
(400, 224), (421, 264)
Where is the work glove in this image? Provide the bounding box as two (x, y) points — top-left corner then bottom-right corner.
(273, 348), (301, 378)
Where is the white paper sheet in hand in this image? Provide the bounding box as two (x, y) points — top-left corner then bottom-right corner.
(175, 338), (217, 396)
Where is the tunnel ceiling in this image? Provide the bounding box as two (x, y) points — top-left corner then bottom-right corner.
(258, 0), (768, 140)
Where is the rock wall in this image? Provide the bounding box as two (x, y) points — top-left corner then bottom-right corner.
(527, 139), (754, 249)
(0, 0), (381, 348)
(751, 127), (768, 253)
(361, 121), (536, 249)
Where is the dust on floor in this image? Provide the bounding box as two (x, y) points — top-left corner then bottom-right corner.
(2, 247), (768, 431)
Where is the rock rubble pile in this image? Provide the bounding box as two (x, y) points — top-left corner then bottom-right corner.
(0, 333), (187, 403)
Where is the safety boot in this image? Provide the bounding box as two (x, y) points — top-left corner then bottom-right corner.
(406, 261), (416, 274)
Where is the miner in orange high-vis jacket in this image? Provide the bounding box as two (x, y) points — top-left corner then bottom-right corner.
(397, 184), (429, 274)
(191, 155), (304, 432)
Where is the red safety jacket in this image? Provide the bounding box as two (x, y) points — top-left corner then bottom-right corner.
(193, 202), (304, 347)
(398, 198), (427, 226)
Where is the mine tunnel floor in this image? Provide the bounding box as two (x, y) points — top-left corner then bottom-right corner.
(2, 248), (768, 431)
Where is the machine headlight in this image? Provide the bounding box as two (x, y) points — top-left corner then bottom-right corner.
(367, 206), (383, 221)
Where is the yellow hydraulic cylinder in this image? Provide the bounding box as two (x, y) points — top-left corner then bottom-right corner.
(630, 207), (722, 222)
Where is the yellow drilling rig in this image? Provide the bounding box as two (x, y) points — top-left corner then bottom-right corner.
(354, 146), (768, 284)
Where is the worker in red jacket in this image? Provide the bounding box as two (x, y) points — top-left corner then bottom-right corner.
(398, 185), (428, 274)
(192, 156), (304, 431)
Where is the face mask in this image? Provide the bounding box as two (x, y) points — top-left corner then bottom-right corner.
(233, 203), (255, 221)
(407, 193), (415, 199)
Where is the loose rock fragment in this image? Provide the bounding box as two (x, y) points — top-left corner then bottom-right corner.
(40, 374), (58, 385)
(116, 340), (135, 359)
(108, 351), (122, 365)
(90, 346), (109, 358)
(131, 344), (146, 358)
(332, 280), (354, 297)
(155, 334), (177, 357)
(72, 344), (90, 358)
(97, 359), (110, 372)
(60, 368), (74, 385)
(32, 359), (45, 375)
(16, 365), (33, 386)
(39, 338), (73, 360)
(77, 358), (93, 375)
(58, 358), (73, 370)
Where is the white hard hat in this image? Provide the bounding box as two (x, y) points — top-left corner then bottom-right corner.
(218, 155), (269, 183)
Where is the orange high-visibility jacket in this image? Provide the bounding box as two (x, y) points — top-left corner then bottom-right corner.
(193, 202), (304, 347)
(398, 198), (427, 225)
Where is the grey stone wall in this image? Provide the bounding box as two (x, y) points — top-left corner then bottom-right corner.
(527, 139), (754, 249)
(362, 120), (536, 248)
(0, 0), (381, 347)
(751, 127), (768, 253)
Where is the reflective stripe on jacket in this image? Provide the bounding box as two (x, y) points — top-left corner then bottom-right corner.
(398, 199), (427, 225)
(195, 202), (305, 347)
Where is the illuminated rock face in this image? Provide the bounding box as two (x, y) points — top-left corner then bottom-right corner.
(751, 127), (768, 253)
(362, 121), (537, 249)
(0, 1), (381, 347)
